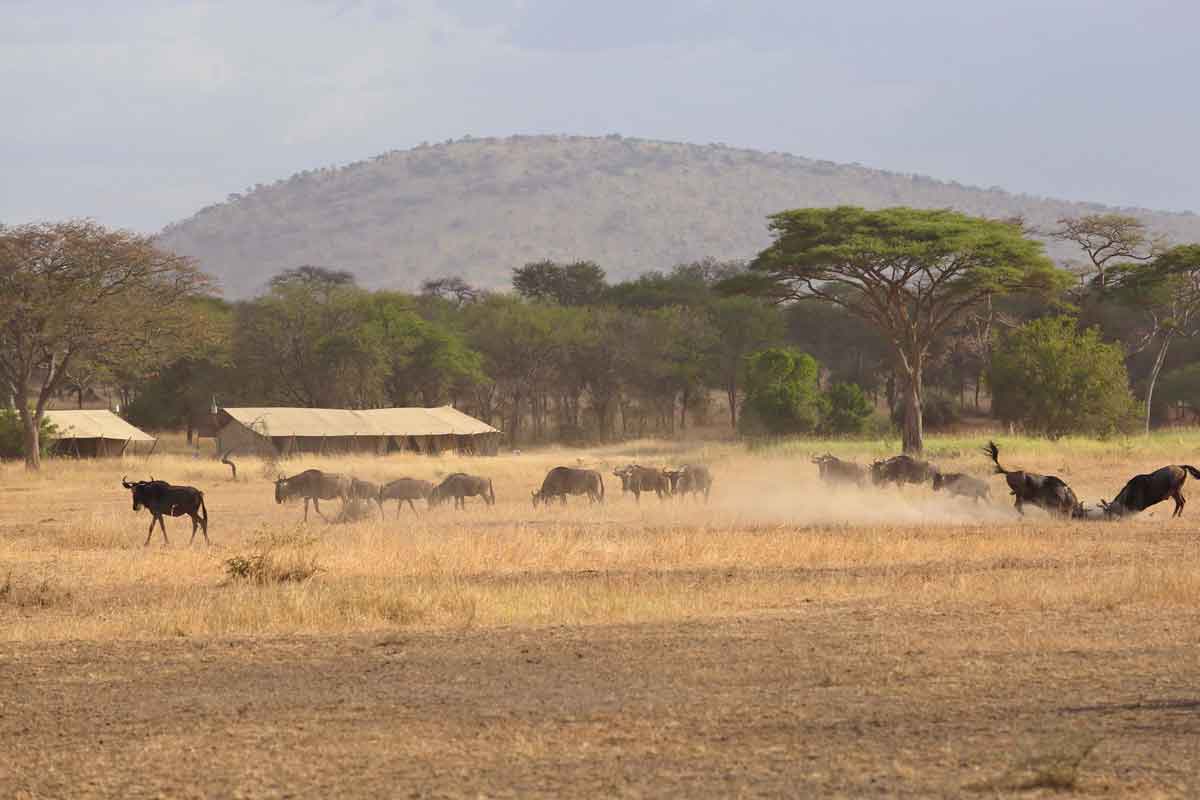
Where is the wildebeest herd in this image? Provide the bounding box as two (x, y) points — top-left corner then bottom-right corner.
(118, 441), (1200, 545)
(814, 441), (1200, 520)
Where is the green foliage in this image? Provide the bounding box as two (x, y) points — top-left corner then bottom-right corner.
(1154, 363), (1200, 419)
(0, 410), (57, 460)
(821, 382), (874, 435)
(740, 347), (823, 435)
(727, 205), (1070, 453)
(989, 316), (1139, 438)
(512, 260), (607, 306)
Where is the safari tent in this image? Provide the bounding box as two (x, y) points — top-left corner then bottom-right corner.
(44, 409), (157, 458)
(214, 406), (502, 457)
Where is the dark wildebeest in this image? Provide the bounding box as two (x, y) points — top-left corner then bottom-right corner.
(984, 441), (1083, 518)
(870, 455), (937, 488)
(274, 469), (352, 522)
(349, 477), (385, 521)
(122, 476), (209, 546)
(430, 473), (495, 510)
(532, 466), (605, 507)
(663, 464), (713, 501)
(812, 454), (868, 488)
(1100, 464), (1200, 518)
(931, 471), (991, 503)
(379, 478), (434, 517)
(612, 465), (672, 502)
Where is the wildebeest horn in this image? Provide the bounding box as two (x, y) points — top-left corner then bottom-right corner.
(121, 475), (134, 489)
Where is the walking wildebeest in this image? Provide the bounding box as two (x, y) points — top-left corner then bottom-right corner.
(274, 469), (352, 522)
(349, 477), (385, 520)
(931, 471), (991, 503)
(1100, 464), (1200, 518)
(430, 473), (495, 510)
(870, 455), (937, 488)
(612, 465), (672, 502)
(812, 454), (868, 488)
(379, 478), (434, 517)
(984, 441), (1083, 518)
(122, 476), (209, 546)
(532, 466), (605, 507)
(663, 464), (713, 501)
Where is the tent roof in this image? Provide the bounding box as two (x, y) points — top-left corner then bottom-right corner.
(218, 407), (500, 438)
(44, 410), (156, 442)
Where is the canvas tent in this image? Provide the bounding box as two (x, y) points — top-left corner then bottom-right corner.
(44, 409), (157, 458)
(215, 407), (502, 457)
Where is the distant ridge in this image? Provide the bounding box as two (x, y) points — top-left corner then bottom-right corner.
(157, 135), (1200, 298)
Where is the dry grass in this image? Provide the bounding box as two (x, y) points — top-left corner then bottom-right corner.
(3, 431), (1200, 642)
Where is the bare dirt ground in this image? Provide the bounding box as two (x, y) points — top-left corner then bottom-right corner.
(3, 436), (1200, 796)
(4, 608), (1200, 798)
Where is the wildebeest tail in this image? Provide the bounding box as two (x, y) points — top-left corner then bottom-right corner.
(1183, 465), (1200, 480)
(983, 440), (1007, 475)
(199, 492), (208, 526)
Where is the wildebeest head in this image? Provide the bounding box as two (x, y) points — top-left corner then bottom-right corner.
(662, 469), (684, 493)
(531, 489), (544, 508)
(274, 474), (292, 505)
(931, 472), (945, 491)
(123, 476), (147, 510)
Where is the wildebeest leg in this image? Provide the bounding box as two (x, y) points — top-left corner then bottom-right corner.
(156, 514), (170, 545)
(313, 498), (330, 522)
(408, 499), (419, 516)
(1013, 497), (1024, 516)
(189, 514), (199, 545)
(303, 498), (310, 522)
(144, 515), (157, 547)
(1173, 491), (1185, 517)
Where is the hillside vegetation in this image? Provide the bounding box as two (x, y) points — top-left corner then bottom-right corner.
(157, 135), (1200, 298)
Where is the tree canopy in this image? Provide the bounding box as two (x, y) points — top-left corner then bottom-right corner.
(723, 206), (1069, 452)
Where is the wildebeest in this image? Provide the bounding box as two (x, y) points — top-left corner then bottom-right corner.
(430, 473), (495, 510)
(121, 476), (209, 546)
(349, 477), (385, 520)
(379, 478), (434, 517)
(663, 464), (713, 501)
(1100, 464), (1200, 518)
(870, 455), (937, 488)
(812, 454), (868, 488)
(612, 465), (672, 502)
(931, 471), (991, 503)
(984, 441), (1083, 518)
(532, 466), (605, 507)
(274, 469), (352, 522)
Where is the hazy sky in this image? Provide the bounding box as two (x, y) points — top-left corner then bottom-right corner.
(4, 0), (1197, 232)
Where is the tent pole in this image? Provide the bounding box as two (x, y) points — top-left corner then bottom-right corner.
(144, 438), (158, 461)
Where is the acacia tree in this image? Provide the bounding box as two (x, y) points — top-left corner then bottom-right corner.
(1052, 213), (1161, 291)
(0, 221), (211, 468)
(723, 207), (1067, 453)
(1111, 245), (1200, 433)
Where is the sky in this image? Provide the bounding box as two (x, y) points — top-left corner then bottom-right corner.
(3, 0), (1198, 233)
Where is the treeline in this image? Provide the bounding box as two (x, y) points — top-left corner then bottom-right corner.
(126, 231), (1199, 445)
(6, 212), (1200, 468)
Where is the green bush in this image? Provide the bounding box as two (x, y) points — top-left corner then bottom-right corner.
(740, 347), (823, 435)
(989, 315), (1139, 438)
(0, 409), (57, 460)
(821, 382), (874, 435)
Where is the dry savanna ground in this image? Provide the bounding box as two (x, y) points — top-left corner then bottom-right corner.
(3, 433), (1200, 797)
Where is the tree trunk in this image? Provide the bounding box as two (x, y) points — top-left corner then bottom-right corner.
(727, 383), (738, 430)
(901, 362), (924, 454)
(21, 409), (41, 471)
(1144, 335), (1172, 435)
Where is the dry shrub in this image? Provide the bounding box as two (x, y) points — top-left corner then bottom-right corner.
(966, 732), (1100, 792)
(224, 527), (322, 585)
(0, 572), (72, 609)
(333, 498), (380, 524)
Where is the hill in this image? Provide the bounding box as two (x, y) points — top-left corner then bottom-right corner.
(157, 135), (1200, 298)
